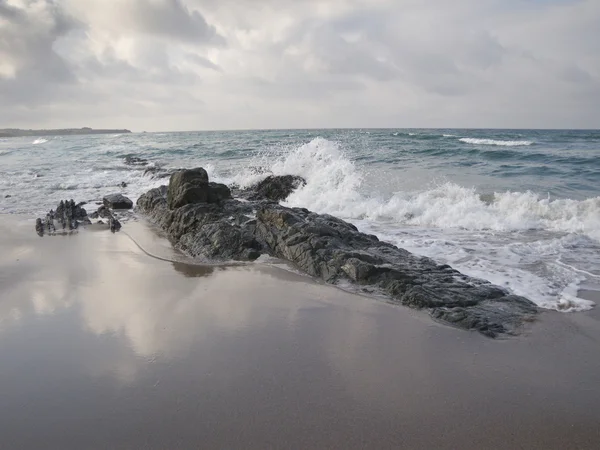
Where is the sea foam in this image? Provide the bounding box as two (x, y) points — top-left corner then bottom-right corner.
(459, 138), (533, 146)
(214, 137), (598, 311)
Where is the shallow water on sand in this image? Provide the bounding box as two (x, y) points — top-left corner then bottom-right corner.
(1, 217), (599, 449)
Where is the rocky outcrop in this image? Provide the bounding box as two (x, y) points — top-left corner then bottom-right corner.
(36, 199), (123, 236)
(166, 168), (232, 209)
(242, 175), (306, 202)
(34, 199), (91, 236)
(138, 184), (260, 261)
(254, 205), (538, 337)
(103, 193), (133, 209)
(137, 168), (539, 337)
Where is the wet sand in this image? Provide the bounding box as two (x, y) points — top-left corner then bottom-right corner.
(1, 215), (599, 450)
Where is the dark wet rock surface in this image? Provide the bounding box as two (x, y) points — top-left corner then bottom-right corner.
(240, 175), (306, 202)
(124, 155), (148, 166)
(34, 199), (91, 236)
(103, 193), (133, 210)
(36, 199), (122, 236)
(137, 168), (539, 337)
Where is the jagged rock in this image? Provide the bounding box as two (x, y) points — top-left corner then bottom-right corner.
(242, 175), (306, 202)
(103, 193), (133, 210)
(35, 199), (90, 236)
(137, 169), (539, 337)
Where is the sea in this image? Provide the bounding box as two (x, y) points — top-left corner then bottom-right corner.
(1, 129), (599, 312)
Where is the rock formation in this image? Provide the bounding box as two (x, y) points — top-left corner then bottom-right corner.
(34, 199), (90, 236)
(137, 168), (539, 337)
(35, 198), (122, 236)
(103, 193), (133, 210)
(241, 175), (306, 202)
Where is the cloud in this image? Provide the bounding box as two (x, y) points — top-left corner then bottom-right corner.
(1, 0), (599, 129)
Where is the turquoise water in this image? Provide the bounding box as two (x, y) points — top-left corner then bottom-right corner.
(1, 128), (599, 310)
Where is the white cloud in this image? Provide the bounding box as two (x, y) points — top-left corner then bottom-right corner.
(1, 0), (599, 129)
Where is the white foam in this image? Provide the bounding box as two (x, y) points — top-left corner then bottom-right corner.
(459, 138), (533, 146)
(216, 137), (598, 311)
(263, 140), (600, 239)
(443, 134), (456, 137)
(32, 138), (48, 145)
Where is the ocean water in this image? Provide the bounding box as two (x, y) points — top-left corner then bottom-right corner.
(1, 128), (599, 311)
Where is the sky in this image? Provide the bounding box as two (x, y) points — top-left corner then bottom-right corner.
(0, 0), (599, 131)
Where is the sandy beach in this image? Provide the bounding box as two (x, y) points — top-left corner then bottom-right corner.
(1, 215), (599, 450)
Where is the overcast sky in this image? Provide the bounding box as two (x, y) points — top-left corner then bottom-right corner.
(1, 0), (599, 131)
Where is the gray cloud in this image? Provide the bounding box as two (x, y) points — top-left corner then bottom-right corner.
(1, 0), (599, 130)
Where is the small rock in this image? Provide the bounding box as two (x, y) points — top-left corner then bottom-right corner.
(35, 218), (44, 237)
(5, 194), (11, 198)
(103, 193), (133, 210)
(124, 155), (148, 166)
(120, 182), (128, 188)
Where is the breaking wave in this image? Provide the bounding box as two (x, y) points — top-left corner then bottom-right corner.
(216, 137), (598, 311)
(459, 138), (533, 146)
(32, 138), (49, 145)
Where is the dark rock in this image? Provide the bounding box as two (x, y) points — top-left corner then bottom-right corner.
(120, 182), (127, 188)
(137, 168), (538, 337)
(254, 205), (538, 337)
(208, 182), (232, 204)
(91, 205), (113, 219)
(109, 217), (121, 233)
(137, 185), (260, 261)
(124, 155), (148, 166)
(35, 199), (90, 235)
(5, 194), (11, 198)
(167, 168), (210, 209)
(243, 175), (306, 202)
(35, 218), (44, 237)
(103, 193), (133, 210)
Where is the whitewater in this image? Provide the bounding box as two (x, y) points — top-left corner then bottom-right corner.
(1, 128), (599, 312)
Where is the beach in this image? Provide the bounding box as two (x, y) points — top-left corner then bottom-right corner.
(0, 215), (599, 449)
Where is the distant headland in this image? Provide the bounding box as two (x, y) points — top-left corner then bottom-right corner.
(0, 127), (132, 138)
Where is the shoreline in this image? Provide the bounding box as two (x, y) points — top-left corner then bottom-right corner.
(1, 214), (600, 448)
(0, 128), (131, 138)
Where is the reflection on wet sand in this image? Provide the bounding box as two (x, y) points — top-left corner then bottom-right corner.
(0, 216), (599, 449)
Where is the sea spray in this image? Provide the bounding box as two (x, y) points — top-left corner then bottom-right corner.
(211, 137), (599, 311)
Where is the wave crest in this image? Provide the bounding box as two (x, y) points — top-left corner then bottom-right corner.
(459, 138), (533, 146)
(212, 137), (598, 312)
